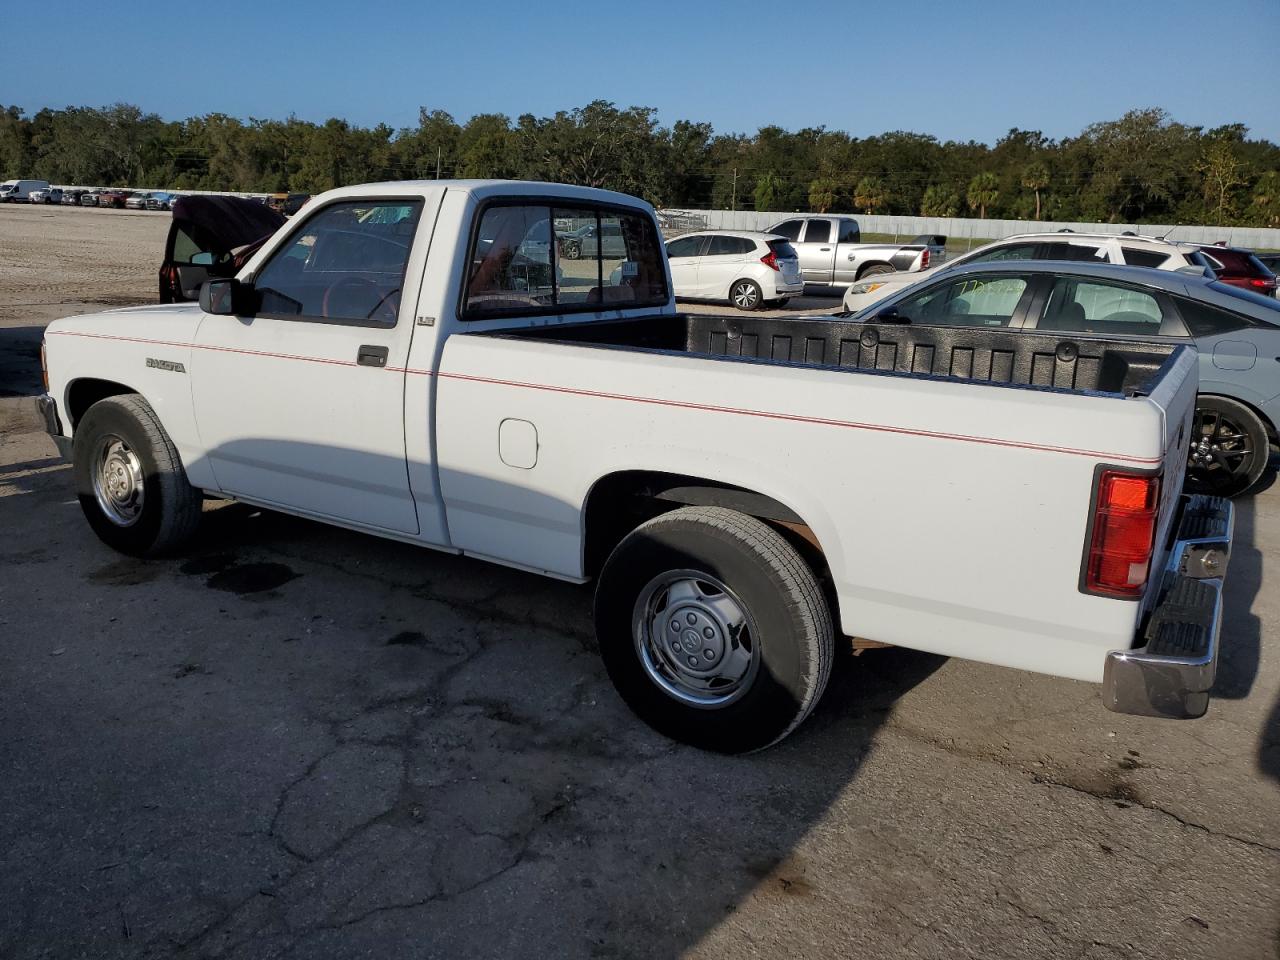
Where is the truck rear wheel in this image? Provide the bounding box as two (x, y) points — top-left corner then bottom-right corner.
(594, 506), (833, 753)
(72, 395), (202, 557)
(859, 263), (894, 279)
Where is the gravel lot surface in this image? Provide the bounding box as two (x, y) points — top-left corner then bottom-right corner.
(1, 204), (1278, 959)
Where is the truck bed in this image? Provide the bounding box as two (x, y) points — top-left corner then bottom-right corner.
(493, 314), (1182, 398)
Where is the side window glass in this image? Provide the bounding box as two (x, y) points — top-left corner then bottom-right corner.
(666, 236), (702, 259)
(838, 221), (860, 243)
(1173, 298), (1251, 337)
(255, 200), (422, 324)
(771, 220), (803, 241)
(1042, 242), (1105, 263)
(804, 220), (833, 244)
(172, 226), (228, 267)
(1041, 279), (1163, 333)
(897, 276), (1029, 327)
(708, 235), (743, 256)
(968, 243), (1040, 264)
(1121, 248), (1170, 268)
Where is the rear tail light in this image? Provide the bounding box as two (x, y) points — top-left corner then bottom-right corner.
(40, 341), (49, 392)
(760, 250), (780, 271)
(1083, 470), (1161, 598)
(1248, 277), (1275, 290)
(920, 248), (930, 270)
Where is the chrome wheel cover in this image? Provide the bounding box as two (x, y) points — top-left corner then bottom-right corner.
(632, 570), (760, 709)
(731, 282), (758, 309)
(92, 435), (145, 527)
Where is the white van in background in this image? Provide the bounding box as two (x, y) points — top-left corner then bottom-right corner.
(0, 179), (51, 202)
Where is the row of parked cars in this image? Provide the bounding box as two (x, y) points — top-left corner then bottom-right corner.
(1, 178), (310, 216)
(665, 219), (1279, 497)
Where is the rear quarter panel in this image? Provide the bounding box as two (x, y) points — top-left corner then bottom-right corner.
(436, 334), (1177, 682)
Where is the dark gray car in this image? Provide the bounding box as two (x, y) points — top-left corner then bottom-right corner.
(853, 260), (1280, 496)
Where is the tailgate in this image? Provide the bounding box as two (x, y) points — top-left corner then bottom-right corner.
(1137, 345), (1198, 615)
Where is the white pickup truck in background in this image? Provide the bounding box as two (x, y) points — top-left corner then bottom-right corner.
(38, 179), (1233, 752)
(766, 215), (945, 287)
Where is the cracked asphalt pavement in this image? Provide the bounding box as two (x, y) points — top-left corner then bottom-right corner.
(1, 206), (1279, 959)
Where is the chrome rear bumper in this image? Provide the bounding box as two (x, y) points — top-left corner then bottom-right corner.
(1102, 494), (1233, 720)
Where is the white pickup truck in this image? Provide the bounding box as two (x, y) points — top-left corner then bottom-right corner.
(38, 180), (1234, 752)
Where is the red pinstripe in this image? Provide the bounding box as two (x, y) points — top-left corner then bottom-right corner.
(46, 329), (1161, 465)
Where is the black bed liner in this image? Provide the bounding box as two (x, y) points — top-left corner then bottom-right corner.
(491, 314), (1182, 397)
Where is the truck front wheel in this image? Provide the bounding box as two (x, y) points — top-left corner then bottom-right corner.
(594, 506), (834, 753)
(72, 395), (203, 557)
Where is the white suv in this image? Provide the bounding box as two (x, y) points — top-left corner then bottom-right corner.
(666, 231), (803, 310)
(842, 232), (1214, 314)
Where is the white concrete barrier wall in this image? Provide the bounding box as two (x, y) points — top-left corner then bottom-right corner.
(660, 209), (1280, 250)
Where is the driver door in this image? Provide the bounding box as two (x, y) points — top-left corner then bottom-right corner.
(190, 193), (442, 537)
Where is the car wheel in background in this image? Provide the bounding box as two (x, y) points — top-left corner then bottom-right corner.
(72, 395), (203, 556)
(594, 506), (834, 753)
(1185, 395), (1270, 498)
(562, 239), (581, 260)
(729, 279), (763, 311)
(859, 264), (895, 279)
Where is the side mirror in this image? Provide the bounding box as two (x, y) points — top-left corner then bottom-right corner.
(875, 305), (909, 324)
(199, 278), (251, 315)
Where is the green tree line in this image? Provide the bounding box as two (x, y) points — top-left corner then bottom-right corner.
(2, 102), (1278, 226)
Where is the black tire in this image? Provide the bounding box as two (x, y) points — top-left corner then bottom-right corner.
(594, 506), (834, 753)
(562, 239), (581, 260)
(1185, 396), (1271, 498)
(729, 279), (764, 311)
(859, 263), (894, 279)
(72, 395), (202, 557)
(773, 297), (791, 307)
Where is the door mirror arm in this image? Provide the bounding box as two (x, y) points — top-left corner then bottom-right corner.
(199, 278), (256, 316)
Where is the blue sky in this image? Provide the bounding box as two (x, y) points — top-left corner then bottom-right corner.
(2, 0), (1277, 143)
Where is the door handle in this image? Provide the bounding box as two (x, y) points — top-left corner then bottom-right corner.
(357, 345), (389, 368)
(820, 247), (831, 251)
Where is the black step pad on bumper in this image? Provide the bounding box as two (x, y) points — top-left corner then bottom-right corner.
(1102, 494), (1233, 720)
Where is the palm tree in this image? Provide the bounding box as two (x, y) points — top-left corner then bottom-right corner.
(1250, 171), (1280, 228)
(753, 171), (781, 211)
(1020, 162), (1049, 220)
(853, 176), (887, 215)
(920, 184), (959, 217)
(808, 177), (838, 214)
(967, 172), (1000, 219)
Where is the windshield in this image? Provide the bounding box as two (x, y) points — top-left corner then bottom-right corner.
(1208, 281), (1280, 314)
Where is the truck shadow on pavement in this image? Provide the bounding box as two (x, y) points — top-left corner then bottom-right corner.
(1212, 486), (1264, 701)
(0, 325), (46, 397)
(1, 443), (947, 959)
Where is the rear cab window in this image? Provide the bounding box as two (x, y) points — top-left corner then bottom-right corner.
(464, 200), (668, 318)
(766, 239), (798, 260)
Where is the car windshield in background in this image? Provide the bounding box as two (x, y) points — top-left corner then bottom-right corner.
(1209, 281), (1280, 314)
